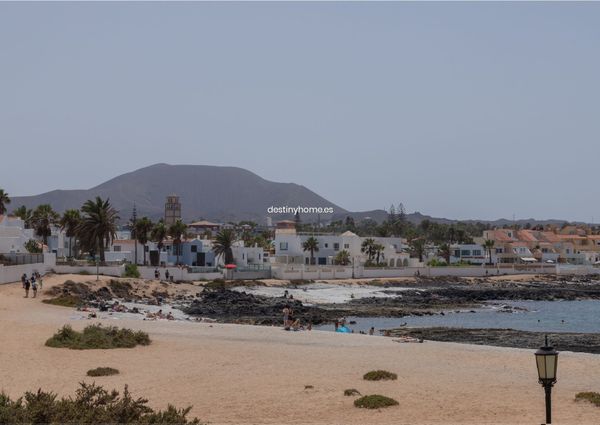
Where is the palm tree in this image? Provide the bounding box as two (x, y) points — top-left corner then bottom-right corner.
(438, 243), (451, 265)
(409, 237), (426, 263)
(168, 220), (187, 265)
(31, 204), (59, 248)
(60, 209), (81, 258)
(374, 243), (385, 265)
(213, 228), (236, 265)
(134, 217), (154, 265)
(361, 238), (377, 263)
(302, 236), (319, 265)
(13, 205), (33, 228)
(77, 197), (119, 264)
(151, 220), (167, 252)
(483, 239), (495, 265)
(0, 189), (10, 215)
(334, 249), (351, 266)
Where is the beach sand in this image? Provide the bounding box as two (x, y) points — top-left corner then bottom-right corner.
(1, 274), (599, 424)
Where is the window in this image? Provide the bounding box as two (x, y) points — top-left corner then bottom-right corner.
(191, 245), (197, 253)
(279, 242), (288, 250)
(461, 250), (470, 256)
(324, 243), (328, 248)
(454, 250), (460, 257)
(318, 257), (327, 265)
(541, 248), (548, 253)
(344, 243), (349, 249)
(472, 250), (482, 256)
(495, 248), (503, 254)
(114, 246), (121, 252)
(333, 243), (339, 251)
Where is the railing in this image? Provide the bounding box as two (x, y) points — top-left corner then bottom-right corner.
(232, 264), (271, 272)
(0, 253), (44, 266)
(186, 266), (220, 273)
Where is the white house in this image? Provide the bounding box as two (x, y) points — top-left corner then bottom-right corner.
(0, 215), (35, 253)
(273, 223), (408, 266)
(449, 244), (486, 265)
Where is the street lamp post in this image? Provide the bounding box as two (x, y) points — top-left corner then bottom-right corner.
(535, 335), (559, 424)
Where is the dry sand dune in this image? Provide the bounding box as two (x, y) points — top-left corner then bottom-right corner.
(1, 274), (599, 424)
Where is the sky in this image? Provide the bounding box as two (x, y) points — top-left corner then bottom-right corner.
(1, 2), (599, 222)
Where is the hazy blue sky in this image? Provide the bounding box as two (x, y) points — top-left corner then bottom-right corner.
(1, 2), (599, 222)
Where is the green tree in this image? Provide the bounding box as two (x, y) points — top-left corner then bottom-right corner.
(334, 249), (351, 266)
(134, 217), (154, 265)
(374, 243), (385, 265)
(31, 204), (59, 248)
(60, 209), (81, 258)
(483, 239), (495, 265)
(13, 205), (33, 228)
(24, 239), (42, 253)
(0, 188), (10, 215)
(77, 197), (119, 264)
(409, 237), (426, 263)
(302, 236), (319, 265)
(361, 238), (377, 263)
(168, 220), (187, 265)
(213, 228), (237, 265)
(438, 243), (451, 265)
(151, 220), (167, 252)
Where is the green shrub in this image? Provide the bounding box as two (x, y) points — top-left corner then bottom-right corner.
(575, 392), (600, 407)
(363, 370), (397, 381)
(0, 382), (202, 424)
(344, 389), (361, 396)
(78, 270), (91, 275)
(354, 395), (399, 409)
(42, 295), (82, 308)
(86, 367), (120, 377)
(45, 325), (151, 350)
(122, 264), (140, 278)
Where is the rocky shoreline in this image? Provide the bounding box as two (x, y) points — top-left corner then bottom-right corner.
(387, 327), (600, 354)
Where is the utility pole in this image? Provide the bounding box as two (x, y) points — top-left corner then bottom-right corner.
(132, 203), (138, 265)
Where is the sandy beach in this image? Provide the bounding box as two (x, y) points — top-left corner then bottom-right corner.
(1, 274), (600, 424)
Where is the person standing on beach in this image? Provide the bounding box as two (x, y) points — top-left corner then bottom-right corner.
(37, 272), (43, 289)
(165, 269), (170, 281)
(21, 273), (27, 289)
(154, 269), (159, 279)
(31, 279), (38, 298)
(282, 305), (290, 329)
(24, 279), (30, 298)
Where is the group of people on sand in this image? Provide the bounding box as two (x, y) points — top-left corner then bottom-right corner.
(145, 309), (175, 320)
(154, 268), (172, 281)
(21, 272), (42, 298)
(281, 305), (311, 331)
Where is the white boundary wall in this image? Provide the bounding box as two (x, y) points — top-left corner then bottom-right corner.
(0, 253), (56, 284)
(52, 265), (223, 282)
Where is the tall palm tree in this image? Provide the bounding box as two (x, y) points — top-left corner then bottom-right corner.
(361, 238), (377, 263)
(213, 228), (236, 265)
(60, 209), (81, 258)
(151, 220), (167, 252)
(13, 205), (33, 228)
(334, 249), (351, 266)
(134, 217), (154, 265)
(483, 239), (495, 265)
(168, 220), (187, 265)
(77, 197), (119, 263)
(302, 236), (319, 265)
(409, 237), (426, 263)
(374, 243), (385, 265)
(0, 189), (10, 215)
(31, 204), (59, 248)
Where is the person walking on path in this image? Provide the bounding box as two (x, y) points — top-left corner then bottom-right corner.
(24, 279), (31, 298)
(31, 279), (38, 298)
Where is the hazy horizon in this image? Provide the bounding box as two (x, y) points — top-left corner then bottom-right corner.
(1, 3), (599, 222)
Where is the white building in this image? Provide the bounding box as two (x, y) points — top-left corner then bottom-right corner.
(273, 222), (408, 266)
(449, 243), (486, 265)
(0, 215), (35, 253)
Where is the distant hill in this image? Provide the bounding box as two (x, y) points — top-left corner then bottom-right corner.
(8, 163), (585, 227)
(9, 164), (348, 223)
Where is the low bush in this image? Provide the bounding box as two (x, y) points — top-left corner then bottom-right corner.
(45, 325), (151, 350)
(78, 270), (91, 275)
(354, 394), (399, 409)
(87, 367), (120, 377)
(575, 392), (600, 407)
(344, 389), (361, 396)
(363, 370), (397, 381)
(42, 295), (82, 308)
(0, 382), (202, 424)
(122, 264), (140, 278)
